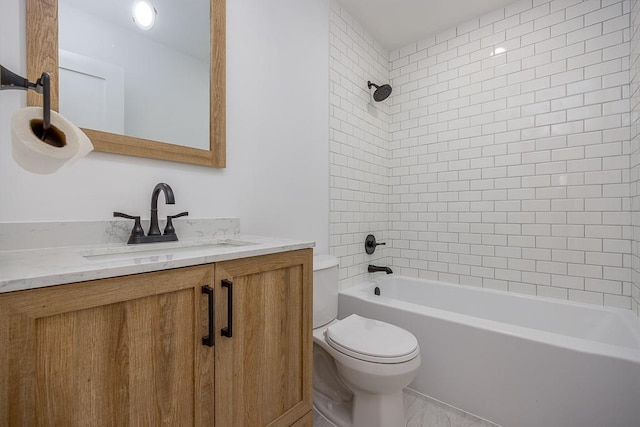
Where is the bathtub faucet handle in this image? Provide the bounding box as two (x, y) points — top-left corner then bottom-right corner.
(365, 234), (386, 254)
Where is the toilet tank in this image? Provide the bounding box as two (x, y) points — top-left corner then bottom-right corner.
(313, 255), (339, 328)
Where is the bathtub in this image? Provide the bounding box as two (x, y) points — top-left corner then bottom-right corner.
(338, 276), (640, 427)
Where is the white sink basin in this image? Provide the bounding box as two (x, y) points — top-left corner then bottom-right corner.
(82, 239), (257, 263)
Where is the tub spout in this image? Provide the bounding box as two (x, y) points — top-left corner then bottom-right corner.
(368, 265), (393, 274)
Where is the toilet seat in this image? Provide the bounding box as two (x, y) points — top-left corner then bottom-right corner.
(325, 314), (419, 364)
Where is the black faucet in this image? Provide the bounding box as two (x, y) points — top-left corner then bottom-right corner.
(114, 182), (188, 244)
(148, 183), (175, 236)
(368, 265), (393, 274)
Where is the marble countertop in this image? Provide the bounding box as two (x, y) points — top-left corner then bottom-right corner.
(0, 235), (314, 294)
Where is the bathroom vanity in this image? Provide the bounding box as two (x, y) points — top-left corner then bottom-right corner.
(0, 222), (313, 426)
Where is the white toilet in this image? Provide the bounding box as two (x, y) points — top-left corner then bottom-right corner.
(313, 255), (421, 427)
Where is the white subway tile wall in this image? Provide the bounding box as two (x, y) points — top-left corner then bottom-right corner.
(630, 0), (640, 315)
(331, 0), (637, 311)
(329, 1), (391, 288)
(388, 0), (632, 309)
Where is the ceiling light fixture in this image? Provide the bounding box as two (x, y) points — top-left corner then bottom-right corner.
(132, 0), (156, 31)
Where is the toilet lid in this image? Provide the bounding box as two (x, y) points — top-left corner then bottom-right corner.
(325, 314), (419, 364)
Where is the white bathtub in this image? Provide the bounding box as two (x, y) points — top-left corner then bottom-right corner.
(338, 276), (640, 427)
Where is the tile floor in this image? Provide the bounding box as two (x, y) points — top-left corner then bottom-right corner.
(313, 388), (501, 427)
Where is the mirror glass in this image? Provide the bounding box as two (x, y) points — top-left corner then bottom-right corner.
(57, 0), (210, 150)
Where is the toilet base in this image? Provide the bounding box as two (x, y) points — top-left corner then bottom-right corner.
(353, 390), (405, 427)
(314, 388), (406, 427)
(313, 389), (352, 427)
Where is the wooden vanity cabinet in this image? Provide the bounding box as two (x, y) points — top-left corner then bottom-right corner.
(0, 264), (215, 426)
(0, 249), (313, 427)
(214, 250), (313, 427)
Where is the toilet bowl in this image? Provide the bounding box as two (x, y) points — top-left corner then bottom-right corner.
(313, 255), (421, 427)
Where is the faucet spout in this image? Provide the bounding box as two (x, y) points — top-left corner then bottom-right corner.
(368, 264), (393, 274)
(148, 183), (175, 236)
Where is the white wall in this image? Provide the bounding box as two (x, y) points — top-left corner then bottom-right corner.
(330, 0), (635, 309)
(0, 0), (330, 254)
(388, 0), (632, 309)
(329, 0), (391, 288)
(630, 0), (640, 315)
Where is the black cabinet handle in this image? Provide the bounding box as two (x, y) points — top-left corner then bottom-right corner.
(202, 286), (214, 347)
(221, 279), (233, 338)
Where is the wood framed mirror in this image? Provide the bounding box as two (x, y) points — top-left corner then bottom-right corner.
(26, 0), (225, 168)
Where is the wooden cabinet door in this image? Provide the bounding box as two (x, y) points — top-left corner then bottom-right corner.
(0, 265), (215, 427)
(214, 249), (313, 427)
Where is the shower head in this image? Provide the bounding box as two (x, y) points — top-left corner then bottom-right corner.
(368, 81), (392, 102)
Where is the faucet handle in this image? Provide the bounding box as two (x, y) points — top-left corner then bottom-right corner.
(113, 212), (145, 238)
(164, 211), (189, 236)
(365, 234), (386, 254)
